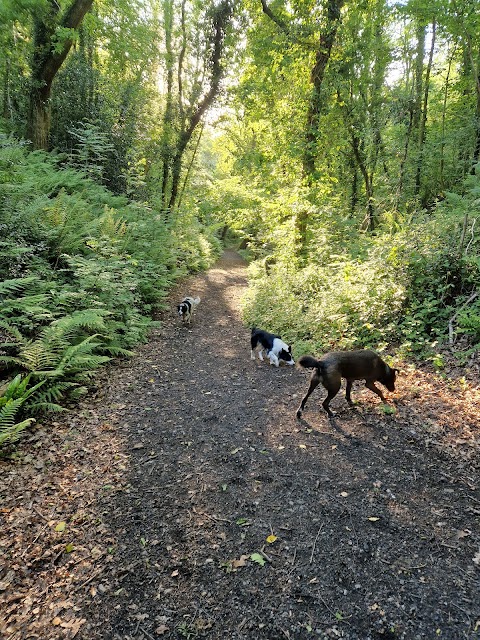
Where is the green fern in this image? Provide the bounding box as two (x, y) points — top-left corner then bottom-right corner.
(0, 374), (45, 446)
(0, 277), (38, 296)
(0, 321), (24, 342)
(0, 314), (111, 408)
(0, 407), (35, 446)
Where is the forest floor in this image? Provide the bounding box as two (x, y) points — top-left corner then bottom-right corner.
(1, 250), (480, 640)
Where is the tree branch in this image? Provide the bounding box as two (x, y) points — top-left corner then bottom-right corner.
(40, 0), (94, 87)
(260, 0), (291, 35)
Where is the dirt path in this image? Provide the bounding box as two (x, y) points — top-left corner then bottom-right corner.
(1, 251), (479, 640)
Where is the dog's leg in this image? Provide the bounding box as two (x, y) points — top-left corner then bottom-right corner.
(296, 372), (321, 418)
(345, 380), (354, 405)
(322, 376), (342, 417)
(365, 381), (387, 404)
(322, 389), (340, 417)
(258, 349), (264, 361)
(268, 352), (279, 366)
(250, 337), (256, 360)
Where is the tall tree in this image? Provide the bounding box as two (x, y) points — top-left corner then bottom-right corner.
(260, 0), (345, 184)
(152, 0), (237, 213)
(28, 0), (94, 149)
(415, 19), (436, 199)
(302, 0), (344, 183)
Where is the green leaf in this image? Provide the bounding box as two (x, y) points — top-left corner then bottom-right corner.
(250, 553), (266, 566)
(235, 517), (251, 526)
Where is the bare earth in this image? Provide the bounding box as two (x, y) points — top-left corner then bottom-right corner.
(1, 250), (479, 640)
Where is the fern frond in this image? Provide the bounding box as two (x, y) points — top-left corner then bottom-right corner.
(0, 277), (38, 297)
(65, 354), (111, 370)
(98, 345), (134, 357)
(29, 381), (76, 404)
(56, 335), (105, 370)
(0, 321), (25, 342)
(0, 398), (25, 428)
(0, 417), (35, 446)
(1, 295), (52, 319)
(17, 341), (62, 372)
(26, 402), (65, 413)
(52, 309), (110, 333)
(68, 386), (88, 399)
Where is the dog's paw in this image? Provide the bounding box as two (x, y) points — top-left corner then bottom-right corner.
(296, 408), (303, 419)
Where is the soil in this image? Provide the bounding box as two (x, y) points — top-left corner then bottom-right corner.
(1, 250), (480, 640)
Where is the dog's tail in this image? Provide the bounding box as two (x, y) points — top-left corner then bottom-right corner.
(193, 297), (201, 305)
(297, 355), (323, 371)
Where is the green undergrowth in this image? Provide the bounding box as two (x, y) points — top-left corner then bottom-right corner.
(241, 176), (480, 364)
(0, 136), (221, 448)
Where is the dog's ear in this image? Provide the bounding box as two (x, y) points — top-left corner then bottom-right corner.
(288, 345), (292, 353)
(392, 367), (400, 374)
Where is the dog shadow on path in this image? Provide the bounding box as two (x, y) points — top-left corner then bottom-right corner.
(296, 413), (360, 444)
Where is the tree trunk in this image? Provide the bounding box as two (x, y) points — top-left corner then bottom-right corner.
(440, 45), (456, 190)
(28, 85), (52, 150)
(412, 23), (425, 134)
(27, 0), (94, 150)
(464, 34), (480, 171)
(166, 0), (234, 212)
(303, 0), (344, 181)
(350, 130), (376, 231)
(350, 160), (358, 217)
(161, 0), (175, 208)
(415, 20), (436, 200)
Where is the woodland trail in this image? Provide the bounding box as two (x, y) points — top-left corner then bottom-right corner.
(1, 251), (479, 640)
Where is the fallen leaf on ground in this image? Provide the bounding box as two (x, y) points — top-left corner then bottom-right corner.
(250, 553), (266, 566)
(232, 555), (249, 569)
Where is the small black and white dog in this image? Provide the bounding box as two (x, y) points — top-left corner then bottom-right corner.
(250, 327), (295, 367)
(177, 296), (201, 324)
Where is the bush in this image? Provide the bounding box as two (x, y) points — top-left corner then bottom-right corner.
(241, 172), (480, 360)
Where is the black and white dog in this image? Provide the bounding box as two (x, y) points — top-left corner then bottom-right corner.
(250, 328), (295, 367)
(177, 296), (201, 324)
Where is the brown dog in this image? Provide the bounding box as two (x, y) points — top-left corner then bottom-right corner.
(296, 350), (398, 418)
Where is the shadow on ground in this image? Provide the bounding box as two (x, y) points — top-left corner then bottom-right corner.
(2, 251), (478, 640)
(75, 251), (479, 640)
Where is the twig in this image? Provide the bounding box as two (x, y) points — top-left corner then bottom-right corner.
(33, 506), (50, 522)
(450, 602), (472, 625)
(138, 626), (156, 640)
(192, 508), (230, 524)
(440, 542), (458, 550)
(74, 567), (103, 592)
(259, 547), (273, 563)
(309, 525), (324, 564)
(465, 217), (477, 254)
